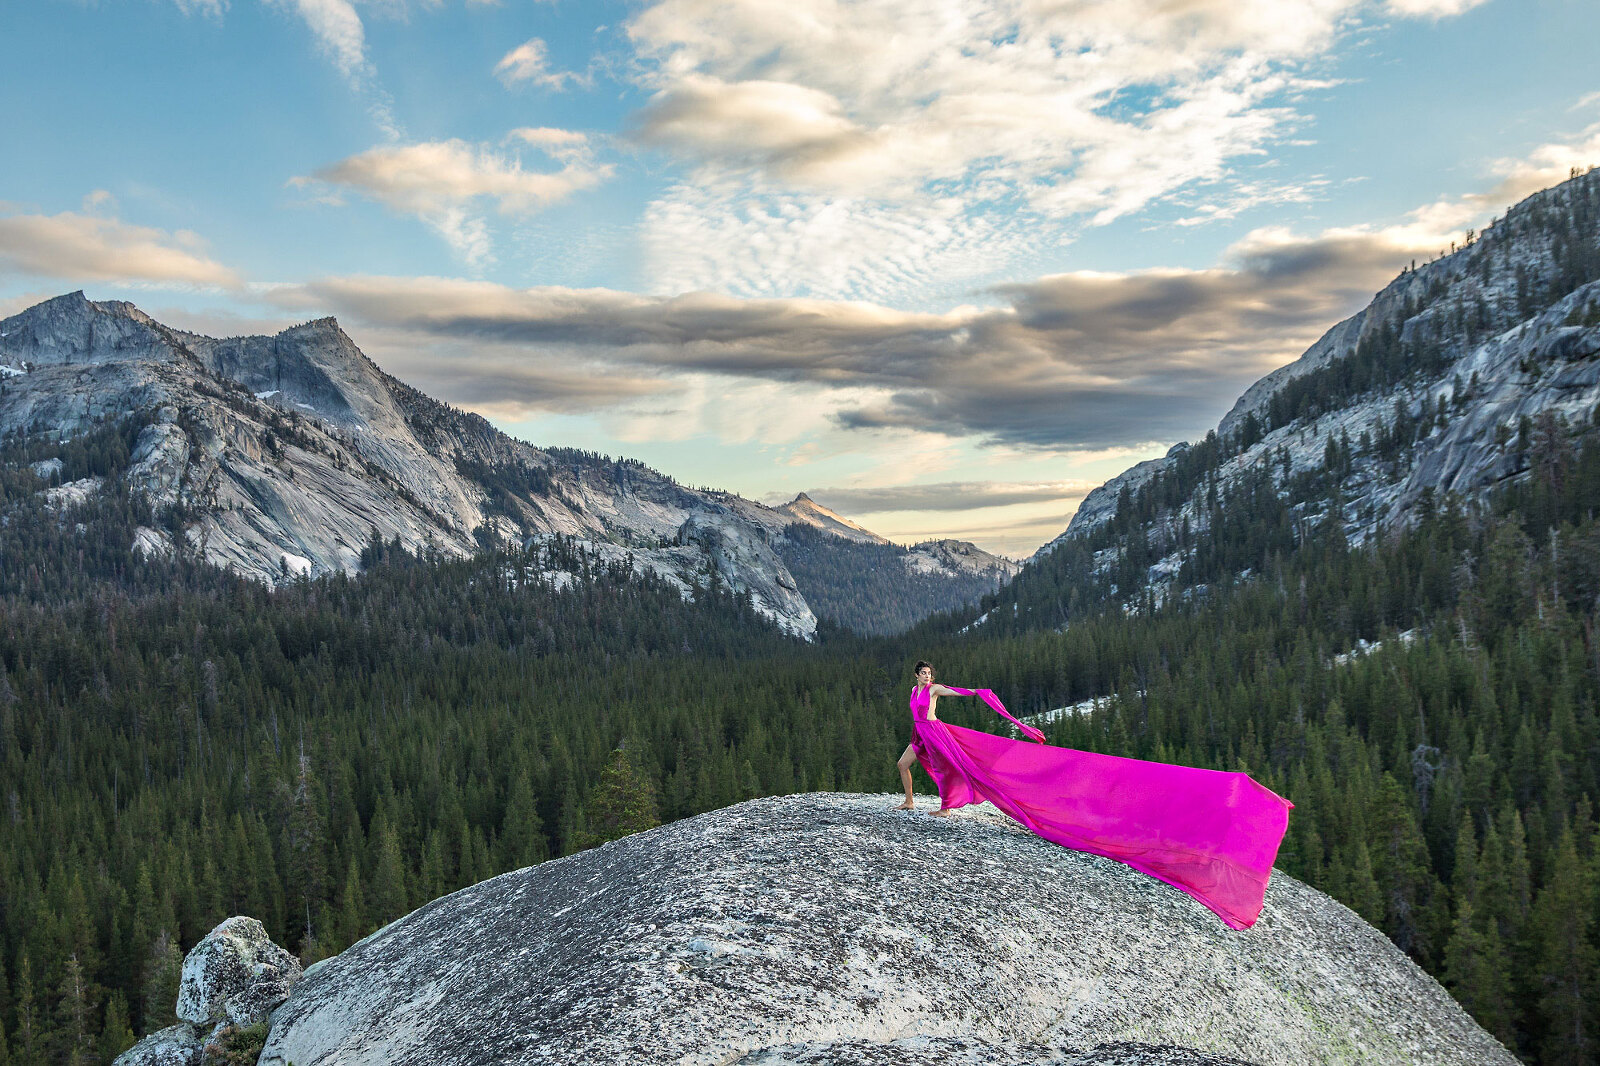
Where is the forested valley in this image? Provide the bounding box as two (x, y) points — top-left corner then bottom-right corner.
(1, 407), (1599, 1063)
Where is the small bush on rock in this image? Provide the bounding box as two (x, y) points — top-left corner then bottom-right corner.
(201, 1020), (269, 1066)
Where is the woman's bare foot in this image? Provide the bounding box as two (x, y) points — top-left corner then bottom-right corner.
(928, 808), (955, 818)
(892, 800), (916, 810)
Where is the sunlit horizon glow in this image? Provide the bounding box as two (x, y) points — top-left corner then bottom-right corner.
(2, 0), (1598, 556)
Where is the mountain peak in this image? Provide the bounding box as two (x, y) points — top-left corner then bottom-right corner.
(280, 316), (350, 341)
(775, 491), (885, 544)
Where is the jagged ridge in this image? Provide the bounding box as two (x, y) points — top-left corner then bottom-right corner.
(0, 292), (1013, 636)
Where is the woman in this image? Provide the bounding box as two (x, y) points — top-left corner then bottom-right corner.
(895, 659), (1292, 930)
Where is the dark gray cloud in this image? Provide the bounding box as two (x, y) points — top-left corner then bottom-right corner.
(272, 224), (1428, 447)
(400, 363), (668, 413)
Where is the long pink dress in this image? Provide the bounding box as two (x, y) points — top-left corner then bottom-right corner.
(909, 684), (1292, 929)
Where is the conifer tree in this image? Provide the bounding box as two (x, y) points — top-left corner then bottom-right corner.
(372, 823), (407, 926)
(286, 751), (328, 953)
(571, 745), (660, 851)
(1443, 898), (1514, 1044)
(140, 931), (181, 1037)
(498, 771), (548, 869)
(1341, 840), (1383, 927)
(0, 954), (10, 1047)
(97, 990), (135, 1063)
(53, 954), (91, 1066)
(1368, 773), (1440, 961)
(1532, 830), (1597, 1064)
(12, 952), (37, 1066)
(336, 857), (367, 947)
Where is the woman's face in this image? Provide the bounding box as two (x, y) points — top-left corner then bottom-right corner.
(915, 665), (933, 685)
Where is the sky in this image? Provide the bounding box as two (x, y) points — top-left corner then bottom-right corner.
(3, 0), (1600, 557)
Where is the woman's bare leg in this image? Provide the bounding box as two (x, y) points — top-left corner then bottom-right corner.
(894, 746), (917, 809)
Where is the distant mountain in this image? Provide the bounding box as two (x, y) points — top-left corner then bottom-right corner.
(772, 491), (885, 543)
(996, 166), (1600, 628)
(0, 293), (1011, 637)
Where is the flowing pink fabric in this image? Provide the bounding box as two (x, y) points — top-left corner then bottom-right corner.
(910, 684), (1292, 929)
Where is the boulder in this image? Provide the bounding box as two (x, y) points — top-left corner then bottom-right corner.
(177, 916), (302, 1028)
(259, 793), (1513, 1066)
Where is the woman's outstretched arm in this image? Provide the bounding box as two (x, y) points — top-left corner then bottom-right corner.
(928, 683), (966, 697)
(938, 685), (1047, 743)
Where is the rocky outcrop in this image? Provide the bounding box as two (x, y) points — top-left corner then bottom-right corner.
(258, 793), (1510, 1066)
(679, 509), (818, 637)
(903, 537), (1020, 580)
(176, 916), (302, 1030)
(38, 476), (103, 511)
(114, 916), (300, 1066)
(126, 412), (190, 510)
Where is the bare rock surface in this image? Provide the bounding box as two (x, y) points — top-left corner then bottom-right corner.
(259, 793), (1511, 1066)
(111, 1022), (202, 1066)
(903, 537), (1020, 579)
(39, 475), (103, 510)
(735, 1038), (1257, 1064)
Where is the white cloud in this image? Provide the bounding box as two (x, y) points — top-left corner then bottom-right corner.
(632, 76), (876, 185)
(172, 0), (227, 17)
(0, 210), (240, 288)
(509, 127), (595, 164)
(1385, 0), (1491, 17)
(804, 480), (1097, 513)
(301, 136), (610, 215)
(494, 37), (580, 90)
(270, 0), (371, 84)
(293, 135), (614, 266)
(80, 189), (117, 214)
(622, 0), (1486, 301)
(638, 179), (1049, 302)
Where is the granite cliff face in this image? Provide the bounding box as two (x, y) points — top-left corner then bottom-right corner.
(0, 293), (1009, 636)
(258, 793), (1511, 1066)
(1035, 168), (1600, 595)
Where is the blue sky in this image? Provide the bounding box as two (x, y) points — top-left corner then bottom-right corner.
(3, 0), (1599, 555)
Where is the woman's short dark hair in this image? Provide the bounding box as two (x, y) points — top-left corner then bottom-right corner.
(914, 660), (934, 679)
